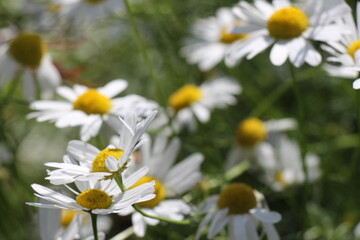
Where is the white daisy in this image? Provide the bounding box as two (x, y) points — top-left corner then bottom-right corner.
(45, 111), (158, 184)
(226, 117), (297, 170)
(181, 7), (248, 71)
(168, 76), (241, 132)
(226, 0), (351, 67)
(27, 176), (155, 215)
(0, 32), (61, 100)
(28, 80), (157, 141)
(57, 0), (124, 27)
(255, 134), (320, 191)
(118, 134), (204, 237)
(195, 183), (281, 240)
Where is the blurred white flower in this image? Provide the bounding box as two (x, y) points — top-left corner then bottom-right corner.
(118, 134), (203, 237)
(195, 183), (281, 240)
(226, 0), (350, 67)
(181, 8), (247, 71)
(168, 77), (241, 132)
(0, 32), (61, 100)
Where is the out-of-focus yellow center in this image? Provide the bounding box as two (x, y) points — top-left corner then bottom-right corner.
(84, 0), (104, 4)
(76, 189), (112, 210)
(347, 40), (360, 59)
(92, 148), (124, 173)
(73, 89), (112, 115)
(60, 209), (78, 227)
(267, 6), (308, 39)
(168, 84), (202, 112)
(220, 23), (247, 44)
(131, 176), (166, 208)
(274, 171), (288, 187)
(48, 4), (61, 13)
(236, 118), (267, 148)
(217, 183), (257, 214)
(8, 33), (47, 69)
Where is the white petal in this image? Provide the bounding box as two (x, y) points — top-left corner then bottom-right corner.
(207, 209), (229, 238)
(270, 41), (288, 66)
(250, 208), (282, 223)
(98, 79), (128, 98)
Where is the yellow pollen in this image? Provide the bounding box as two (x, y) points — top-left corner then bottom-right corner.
(347, 40), (360, 58)
(84, 0), (104, 4)
(267, 6), (308, 39)
(274, 171), (288, 187)
(8, 33), (47, 69)
(76, 189), (112, 210)
(92, 148), (124, 173)
(131, 176), (166, 208)
(73, 89), (112, 115)
(168, 84), (202, 112)
(60, 209), (78, 227)
(220, 23), (247, 44)
(48, 4), (61, 13)
(217, 183), (257, 214)
(236, 118), (267, 148)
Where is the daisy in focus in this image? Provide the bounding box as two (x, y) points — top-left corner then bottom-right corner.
(0, 31), (61, 100)
(226, 0), (350, 67)
(255, 134), (320, 191)
(321, 2), (360, 89)
(118, 134), (204, 237)
(226, 117), (296, 170)
(28, 80), (157, 141)
(168, 77), (241, 132)
(181, 7), (247, 71)
(45, 111), (158, 184)
(195, 182), (281, 240)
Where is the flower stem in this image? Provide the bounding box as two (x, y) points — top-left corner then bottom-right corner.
(123, 0), (166, 106)
(113, 174), (190, 225)
(90, 212), (98, 240)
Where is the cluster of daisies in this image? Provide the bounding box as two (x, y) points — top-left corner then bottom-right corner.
(2, 0), (360, 239)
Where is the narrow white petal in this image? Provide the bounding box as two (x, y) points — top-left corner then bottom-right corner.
(250, 208), (282, 223)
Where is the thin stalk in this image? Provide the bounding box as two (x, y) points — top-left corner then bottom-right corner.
(90, 212), (99, 240)
(0, 71), (22, 109)
(123, 0), (166, 106)
(113, 174), (190, 225)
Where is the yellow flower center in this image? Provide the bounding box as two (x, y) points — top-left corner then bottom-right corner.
(168, 84), (202, 112)
(217, 183), (257, 214)
(76, 189), (112, 210)
(267, 6), (308, 40)
(60, 209), (78, 227)
(73, 89), (112, 115)
(220, 23), (247, 44)
(48, 4), (61, 13)
(131, 176), (166, 208)
(84, 0), (104, 4)
(236, 118), (267, 148)
(8, 33), (47, 69)
(274, 171), (288, 187)
(347, 40), (360, 59)
(92, 148), (124, 173)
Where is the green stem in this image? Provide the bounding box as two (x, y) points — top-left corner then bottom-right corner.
(90, 212), (98, 240)
(123, 0), (166, 106)
(113, 175), (190, 225)
(0, 71), (22, 109)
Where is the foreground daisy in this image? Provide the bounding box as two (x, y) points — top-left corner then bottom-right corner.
(0, 32), (61, 100)
(226, 117), (296, 169)
(45, 111), (158, 184)
(226, 0), (350, 67)
(256, 135), (320, 191)
(195, 183), (281, 240)
(181, 7), (247, 71)
(118, 134), (204, 237)
(168, 77), (241, 132)
(27, 177), (155, 215)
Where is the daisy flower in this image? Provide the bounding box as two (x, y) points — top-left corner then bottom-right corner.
(195, 183), (281, 240)
(57, 0), (124, 27)
(0, 32), (61, 100)
(226, 117), (296, 170)
(168, 77), (241, 132)
(118, 134), (204, 237)
(45, 111), (158, 184)
(28, 80), (157, 141)
(27, 175), (155, 215)
(255, 134), (320, 191)
(181, 7), (247, 71)
(226, 0), (351, 67)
